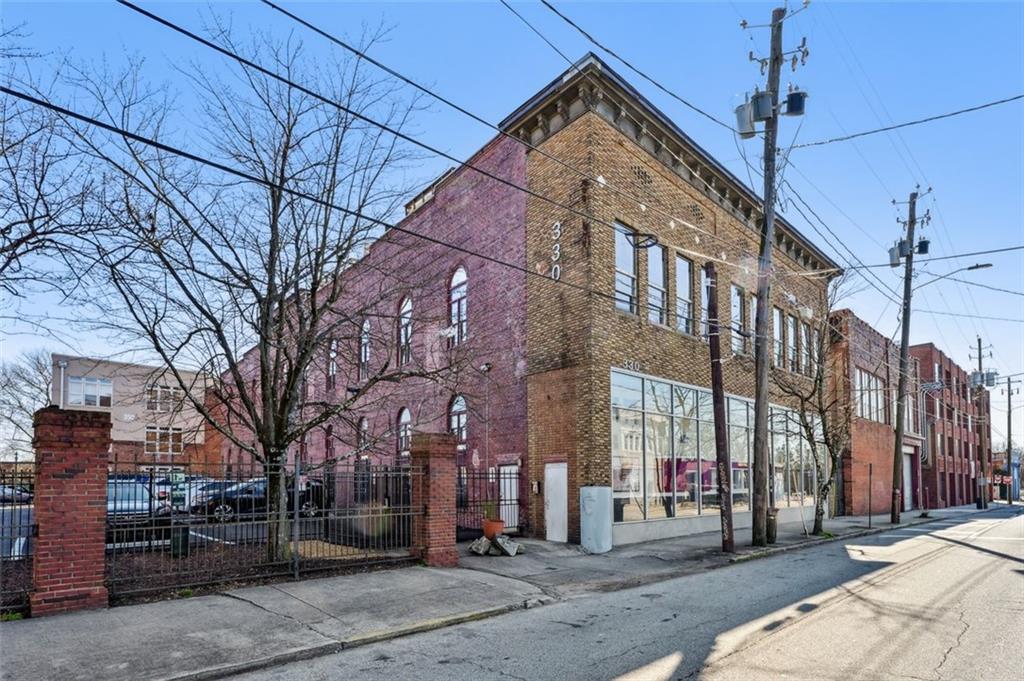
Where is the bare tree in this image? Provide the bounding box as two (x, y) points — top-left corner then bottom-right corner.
(1, 62), (104, 299)
(52, 26), (466, 559)
(0, 348), (51, 461)
(771, 277), (852, 535)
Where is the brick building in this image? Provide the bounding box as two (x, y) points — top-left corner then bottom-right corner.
(911, 343), (990, 508)
(829, 310), (924, 515)
(214, 54), (841, 545)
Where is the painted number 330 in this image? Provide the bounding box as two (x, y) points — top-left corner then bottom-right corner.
(550, 221), (562, 281)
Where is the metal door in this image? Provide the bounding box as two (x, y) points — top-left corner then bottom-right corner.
(499, 464), (519, 532)
(544, 463), (567, 542)
(902, 453), (913, 512)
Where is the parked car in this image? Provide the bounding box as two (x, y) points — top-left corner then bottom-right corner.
(106, 480), (174, 543)
(154, 477), (214, 510)
(191, 477), (325, 522)
(0, 485), (32, 504)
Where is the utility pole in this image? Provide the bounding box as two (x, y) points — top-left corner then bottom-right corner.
(705, 263), (734, 552)
(971, 337), (991, 508)
(1004, 377), (1021, 504)
(751, 6), (784, 548)
(737, 3), (809, 546)
(891, 190), (922, 524)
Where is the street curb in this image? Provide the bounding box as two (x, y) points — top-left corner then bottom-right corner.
(726, 507), (1004, 564)
(161, 598), (553, 681)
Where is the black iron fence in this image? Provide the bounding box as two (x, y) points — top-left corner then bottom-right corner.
(1, 467), (34, 612)
(105, 456), (421, 598)
(456, 466), (525, 541)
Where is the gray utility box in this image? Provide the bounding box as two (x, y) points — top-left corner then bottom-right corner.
(580, 486), (612, 554)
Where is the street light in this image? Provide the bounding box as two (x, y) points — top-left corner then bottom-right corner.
(913, 263), (992, 290)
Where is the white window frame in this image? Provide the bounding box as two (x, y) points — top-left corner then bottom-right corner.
(398, 297), (413, 365)
(145, 425), (183, 460)
(146, 383), (183, 413)
(68, 376), (112, 407)
(449, 267), (468, 346)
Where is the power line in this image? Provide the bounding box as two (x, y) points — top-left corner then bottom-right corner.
(799, 245), (1024, 274)
(117, 0), (773, 278)
(0, 85), (621, 307)
(537, 0), (737, 132)
(916, 272), (1024, 298)
(913, 309), (1024, 324)
(793, 94), (1024, 149)
(260, 0), (763, 274)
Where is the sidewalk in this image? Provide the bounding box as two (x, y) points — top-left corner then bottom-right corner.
(459, 504), (993, 599)
(0, 567), (551, 681)
(0, 504), (993, 681)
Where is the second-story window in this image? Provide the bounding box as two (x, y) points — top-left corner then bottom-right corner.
(773, 307), (784, 367)
(359, 319), (371, 380)
(448, 394), (467, 450)
(325, 425), (334, 460)
(326, 339), (338, 390)
(614, 224), (638, 314)
(449, 267), (468, 346)
(675, 254), (693, 334)
(786, 314), (799, 372)
(647, 245), (667, 324)
(397, 407), (412, 456)
(398, 297), (413, 365)
(699, 266), (711, 340)
(69, 376), (112, 407)
(730, 284), (747, 354)
(855, 369), (887, 423)
(800, 322), (812, 376)
(357, 417), (369, 453)
(146, 383), (183, 412)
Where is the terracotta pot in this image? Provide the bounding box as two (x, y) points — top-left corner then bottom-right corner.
(482, 518), (505, 540)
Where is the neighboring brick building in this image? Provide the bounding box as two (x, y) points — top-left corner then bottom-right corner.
(215, 54), (841, 545)
(829, 310), (924, 515)
(911, 344), (989, 508)
(50, 354), (210, 470)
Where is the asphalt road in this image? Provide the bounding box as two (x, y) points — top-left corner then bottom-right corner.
(234, 506), (1024, 681)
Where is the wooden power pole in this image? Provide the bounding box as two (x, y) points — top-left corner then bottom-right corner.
(705, 263), (734, 552)
(751, 5), (786, 547)
(891, 190), (919, 524)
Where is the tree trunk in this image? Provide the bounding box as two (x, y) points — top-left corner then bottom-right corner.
(266, 455), (291, 563)
(813, 498), (825, 535)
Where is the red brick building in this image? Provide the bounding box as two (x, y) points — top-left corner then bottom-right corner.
(210, 54), (840, 544)
(830, 310), (924, 515)
(910, 343), (990, 508)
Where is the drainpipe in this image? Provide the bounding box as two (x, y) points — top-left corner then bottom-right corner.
(57, 360), (68, 408)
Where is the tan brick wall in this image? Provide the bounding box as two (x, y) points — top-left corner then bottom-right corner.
(524, 111), (829, 540)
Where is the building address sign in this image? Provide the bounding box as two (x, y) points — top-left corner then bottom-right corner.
(549, 221), (562, 281)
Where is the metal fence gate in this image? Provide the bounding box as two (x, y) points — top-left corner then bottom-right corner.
(455, 465), (526, 541)
(105, 456), (422, 598)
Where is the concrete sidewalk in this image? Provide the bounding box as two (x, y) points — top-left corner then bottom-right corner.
(0, 567), (551, 681)
(459, 504), (992, 599)
(0, 504), (991, 681)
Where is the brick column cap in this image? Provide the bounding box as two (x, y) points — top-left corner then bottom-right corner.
(410, 432), (457, 459)
(33, 406), (113, 449)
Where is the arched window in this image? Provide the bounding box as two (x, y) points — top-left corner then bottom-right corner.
(449, 267), (468, 346)
(357, 417), (369, 453)
(397, 297), (413, 365)
(326, 339), (338, 390)
(448, 394), (467, 449)
(397, 408), (412, 456)
(359, 320), (371, 380)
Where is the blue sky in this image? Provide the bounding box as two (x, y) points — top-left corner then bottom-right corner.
(3, 1), (1022, 443)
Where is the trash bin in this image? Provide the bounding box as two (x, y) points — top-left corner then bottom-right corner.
(170, 520), (190, 558)
(766, 507), (778, 545)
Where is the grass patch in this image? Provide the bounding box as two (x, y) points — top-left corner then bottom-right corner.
(174, 588), (194, 599)
(820, 531), (835, 539)
(1, 612), (24, 622)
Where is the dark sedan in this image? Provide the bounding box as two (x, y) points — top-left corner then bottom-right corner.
(190, 478), (325, 522)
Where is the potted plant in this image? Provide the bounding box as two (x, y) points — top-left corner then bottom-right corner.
(481, 500), (505, 540)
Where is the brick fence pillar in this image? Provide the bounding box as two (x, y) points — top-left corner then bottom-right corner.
(30, 407), (111, 616)
(409, 433), (459, 568)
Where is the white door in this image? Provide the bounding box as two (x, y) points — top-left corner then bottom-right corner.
(544, 463), (568, 542)
(499, 464), (519, 532)
(902, 453), (913, 512)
